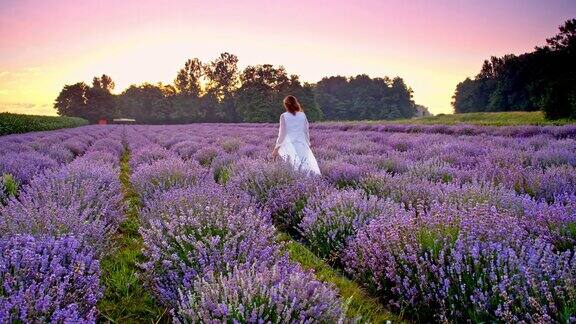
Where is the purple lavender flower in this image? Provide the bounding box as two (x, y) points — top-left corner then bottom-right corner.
(0, 235), (102, 323)
(193, 146), (222, 166)
(0, 151), (58, 185)
(321, 160), (369, 189)
(171, 140), (201, 159)
(130, 144), (177, 169)
(139, 185), (278, 307)
(174, 257), (345, 323)
(227, 159), (326, 230)
(344, 202), (576, 322)
(0, 161), (123, 254)
(131, 157), (205, 204)
(300, 188), (405, 260)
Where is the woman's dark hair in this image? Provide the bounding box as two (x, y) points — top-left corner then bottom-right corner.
(283, 95), (302, 115)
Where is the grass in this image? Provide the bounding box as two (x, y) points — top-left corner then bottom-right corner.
(97, 148), (166, 323)
(96, 147), (400, 323)
(324, 111), (575, 126)
(0, 112), (88, 136)
(277, 233), (403, 323)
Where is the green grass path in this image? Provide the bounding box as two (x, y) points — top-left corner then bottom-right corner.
(97, 148), (166, 323)
(323, 111), (575, 126)
(277, 233), (403, 323)
(96, 147), (401, 322)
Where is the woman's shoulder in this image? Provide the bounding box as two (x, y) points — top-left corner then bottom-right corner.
(281, 111), (306, 118)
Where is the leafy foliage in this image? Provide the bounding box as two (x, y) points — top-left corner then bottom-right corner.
(453, 19), (576, 120)
(315, 75), (416, 120)
(54, 53), (417, 123)
(0, 112), (88, 135)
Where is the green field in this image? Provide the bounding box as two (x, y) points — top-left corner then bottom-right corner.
(326, 111), (575, 126)
(0, 113), (89, 136)
(397, 111), (575, 126)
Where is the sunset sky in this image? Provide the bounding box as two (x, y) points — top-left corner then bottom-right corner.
(1, 0), (574, 116)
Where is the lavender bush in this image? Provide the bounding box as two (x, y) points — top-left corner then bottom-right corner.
(130, 144), (176, 169)
(227, 159), (325, 230)
(0, 161), (123, 254)
(344, 203), (576, 322)
(299, 188), (404, 260)
(175, 258), (346, 323)
(131, 157), (205, 204)
(139, 185), (278, 307)
(0, 151), (58, 185)
(2, 121), (575, 322)
(0, 235), (102, 323)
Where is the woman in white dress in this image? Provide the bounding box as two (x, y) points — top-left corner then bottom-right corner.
(272, 95), (321, 175)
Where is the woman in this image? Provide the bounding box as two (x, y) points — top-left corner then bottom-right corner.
(272, 95), (321, 175)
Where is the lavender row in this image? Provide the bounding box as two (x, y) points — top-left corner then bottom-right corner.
(313, 122), (576, 139)
(0, 126), (125, 322)
(0, 126), (121, 183)
(128, 123), (576, 322)
(125, 128), (348, 322)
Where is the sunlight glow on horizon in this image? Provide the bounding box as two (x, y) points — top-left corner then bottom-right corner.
(1, 0), (575, 116)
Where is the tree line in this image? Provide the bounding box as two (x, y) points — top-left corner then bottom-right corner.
(452, 19), (576, 119)
(54, 53), (418, 123)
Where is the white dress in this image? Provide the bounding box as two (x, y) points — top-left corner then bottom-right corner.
(275, 111), (321, 175)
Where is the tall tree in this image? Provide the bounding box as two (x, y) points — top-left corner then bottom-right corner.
(236, 64), (322, 122)
(92, 74), (115, 92)
(174, 58), (203, 97)
(236, 64), (288, 122)
(54, 82), (89, 118)
(545, 18), (576, 52)
(203, 53), (240, 121)
(315, 74), (415, 120)
(453, 19), (576, 119)
(117, 83), (168, 123)
(204, 52), (239, 101)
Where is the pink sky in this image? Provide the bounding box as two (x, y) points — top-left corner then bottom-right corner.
(1, 0), (574, 115)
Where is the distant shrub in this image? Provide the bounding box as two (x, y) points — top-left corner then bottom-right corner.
(193, 147), (221, 166)
(0, 113), (88, 136)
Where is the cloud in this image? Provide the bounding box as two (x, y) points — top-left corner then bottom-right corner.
(23, 67), (41, 73)
(0, 67), (42, 81)
(0, 102), (37, 109)
(0, 102), (56, 115)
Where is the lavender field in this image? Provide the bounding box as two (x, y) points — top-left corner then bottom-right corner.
(1, 122), (576, 322)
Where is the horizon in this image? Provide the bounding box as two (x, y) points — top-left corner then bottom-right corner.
(1, 0), (575, 116)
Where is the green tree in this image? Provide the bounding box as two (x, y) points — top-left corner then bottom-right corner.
(314, 74), (415, 120)
(204, 52), (239, 100)
(452, 19), (576, 119)
(117, 83), (168, 123)
(204, 53), (240, 121)
(174, 58), (203, 97)
(92, 74), (115, 92)
(236, 64), (321, 122)
(54, 82), (90, 118)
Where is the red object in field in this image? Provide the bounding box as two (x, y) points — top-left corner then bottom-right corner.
(98, 118), (108, 125)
